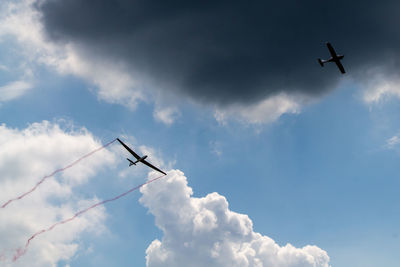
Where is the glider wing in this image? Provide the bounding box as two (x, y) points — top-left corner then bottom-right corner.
(117, 138), (141, 160)
(141, 160), (167, 175)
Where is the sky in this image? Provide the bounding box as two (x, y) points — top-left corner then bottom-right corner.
(1, 0), (400, 266)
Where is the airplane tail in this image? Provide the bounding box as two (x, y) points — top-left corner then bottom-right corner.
(318, 58), (324, 67)
(127, 158), (136, 166)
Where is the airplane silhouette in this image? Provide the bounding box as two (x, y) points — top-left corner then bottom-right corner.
(117, 138), (166, 175)
(318, 42), (345, 74)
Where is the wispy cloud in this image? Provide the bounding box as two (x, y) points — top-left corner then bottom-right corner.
(362, 73), (400, 103)
(0, 80), (32, 102)
(214, 93), (302, 125)
(153, 106), (181, 125)
(385, 135), (400, 149)
(209, 141), (223, 157)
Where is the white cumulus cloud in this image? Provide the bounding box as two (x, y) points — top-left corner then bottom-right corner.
(140, 170), (331, 267)
(0, 120), (116, 266)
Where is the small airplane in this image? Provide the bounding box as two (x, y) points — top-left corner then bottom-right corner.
(117, 138), (167, 175)
(318, 42), (345, 74)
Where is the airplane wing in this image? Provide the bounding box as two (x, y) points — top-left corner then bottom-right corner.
(117, 138), (141, 160)
(141, 159), (167, 175)
(326, 42), (337, 57)
(334, 60), (346, 74)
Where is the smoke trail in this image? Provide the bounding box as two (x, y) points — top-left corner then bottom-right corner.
(1, 138), (117, 209)
(13, 173), (167, 262)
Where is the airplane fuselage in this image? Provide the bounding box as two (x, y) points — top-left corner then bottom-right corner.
(136, 155), (148, 163)
(128, 155), (148, 166)
(327, 54), (344, 62)
(322, 54), (344, 64)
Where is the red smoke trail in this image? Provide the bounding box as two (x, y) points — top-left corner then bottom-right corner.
(13, 173), (167, 262)
(1, 138), (117, 209)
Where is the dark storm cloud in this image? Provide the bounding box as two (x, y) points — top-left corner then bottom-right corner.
(36, 0), (400, 105)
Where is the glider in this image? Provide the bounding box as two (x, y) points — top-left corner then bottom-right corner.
(318, 42), (345, 74)
(117, 138), (166, 175)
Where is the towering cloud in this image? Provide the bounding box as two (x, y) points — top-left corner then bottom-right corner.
(140, 170), (331, 267)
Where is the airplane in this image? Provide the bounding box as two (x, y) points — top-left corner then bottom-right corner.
(117, 138), (167, 175)
(318, 42), (345, 74)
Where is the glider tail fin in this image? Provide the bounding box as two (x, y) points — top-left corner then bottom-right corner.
(127, 158), (136, 166)
(318, 58), (324, 67)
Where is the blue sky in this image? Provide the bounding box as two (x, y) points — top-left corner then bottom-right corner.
(1, 1), (400, 267)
